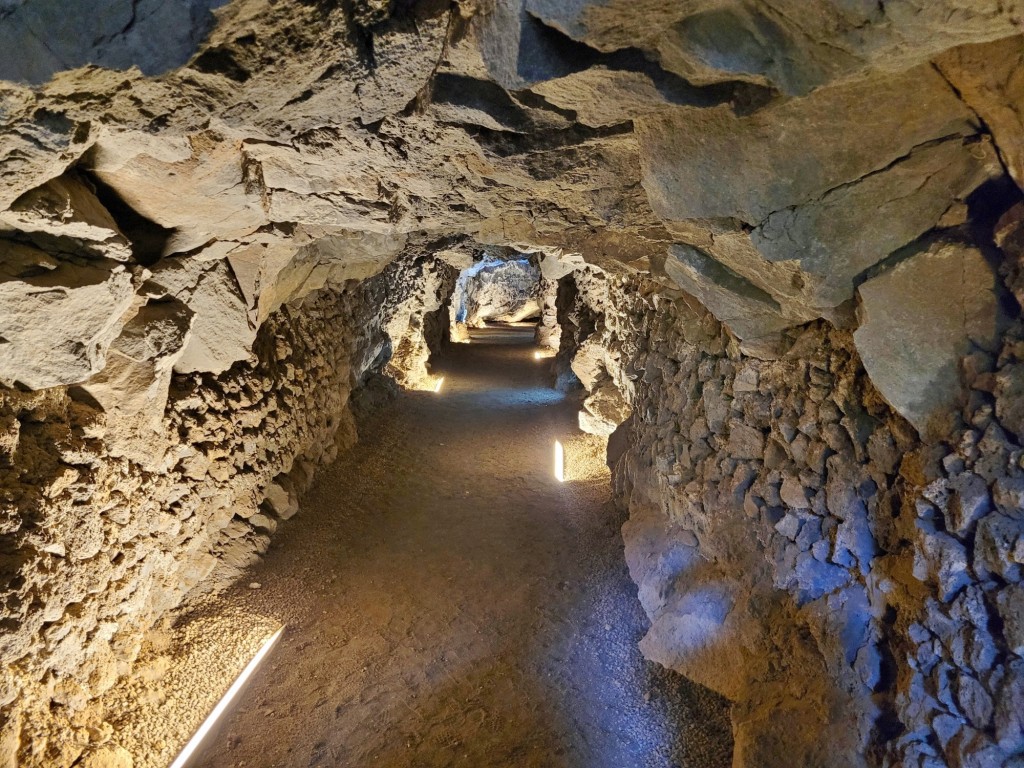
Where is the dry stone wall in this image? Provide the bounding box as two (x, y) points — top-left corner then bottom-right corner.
(0, 253), (451, 768)
(557, 252), (1024, 767)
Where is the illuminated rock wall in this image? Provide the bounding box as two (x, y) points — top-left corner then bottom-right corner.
(0, 253), (454, 766)
(1, 0), (1024, 764)
(557, 248), (1024, 767)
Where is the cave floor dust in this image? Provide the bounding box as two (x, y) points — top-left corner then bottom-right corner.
(184, 326), (733, 768)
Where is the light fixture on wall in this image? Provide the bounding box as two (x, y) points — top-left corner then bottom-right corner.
(554, 440), (565, 482)
(168, 626), (285, 768)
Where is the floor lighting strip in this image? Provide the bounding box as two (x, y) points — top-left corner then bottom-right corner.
(168, 626), (285, 768)
(554, 440), (565, 482)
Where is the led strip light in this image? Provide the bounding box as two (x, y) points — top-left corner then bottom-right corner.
(168, 626), (285, 768)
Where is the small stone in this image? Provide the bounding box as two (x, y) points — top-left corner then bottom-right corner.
(775, 512), (803, 541)
(248, 582), (262, 590)
(780, 476), (810, 509)
(974, 513), (1023, 581)
(946, 472), (991, 536)
(734, 365), (759, 393)
(957, 672), (994, 729)
(727, 421), (765, 460)
(996, 584), (1024, 657)
(914, 532), (971, 602)
(811, 539), (831, 563)
(794, 552), (851, 602)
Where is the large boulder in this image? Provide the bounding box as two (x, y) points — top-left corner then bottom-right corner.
(853, 241), (1003, 436)
(150, 255), (255, 375)
(88, 130), (268, 257)
(78, 295), (194, 469)
(935, 35), (1024, 192)
(0, 242), (136, 389)
(638, 65), (995, 327)
(525, 0), (1024, 95)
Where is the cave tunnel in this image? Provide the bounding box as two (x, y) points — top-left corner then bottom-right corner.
(2, 2), (1024, 768)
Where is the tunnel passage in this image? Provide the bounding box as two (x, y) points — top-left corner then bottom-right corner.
(452, 256), (541, 326)
(151, 319), (733, 768)
(2, 2), (1024, 768)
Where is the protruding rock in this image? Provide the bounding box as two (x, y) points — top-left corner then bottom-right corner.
(853, 242), (1002, 436)
(0, 243), (136, 389)
(996, 584), (1024, 657)
(0, 173), (131, 260)
(78, 296), (194, 468)
(151, 256), (255, 375)
(936, 35), (1024, 191)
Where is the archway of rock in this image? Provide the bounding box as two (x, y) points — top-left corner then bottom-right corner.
(3, 4), (1024, 768)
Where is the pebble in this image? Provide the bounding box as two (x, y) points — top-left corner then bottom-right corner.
(249, 582), (261, 589)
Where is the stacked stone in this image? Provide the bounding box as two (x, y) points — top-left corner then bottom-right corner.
(558, 261), (1024, 768)
(0, 253), (451, 767)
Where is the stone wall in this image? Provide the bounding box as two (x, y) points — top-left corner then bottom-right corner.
(0, 253), (451, 767)
(556, 254), (1024, 767)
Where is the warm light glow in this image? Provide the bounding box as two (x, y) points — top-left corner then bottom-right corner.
(434, 377), (445, 393)
(554, 440), (565, 482)
(168, 626), (285, 768)
(534, 351), (542, 360)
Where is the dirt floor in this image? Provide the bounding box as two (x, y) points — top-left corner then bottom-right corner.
(134, 326), (733, 768)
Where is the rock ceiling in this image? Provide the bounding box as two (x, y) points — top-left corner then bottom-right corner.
(2, 1), (1023, 427)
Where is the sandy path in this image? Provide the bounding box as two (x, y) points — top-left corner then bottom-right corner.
(184, 327), (732, 767)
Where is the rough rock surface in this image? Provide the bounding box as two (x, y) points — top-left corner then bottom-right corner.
(854, 240), (1004, 438)
(454, 257), (541, 327)
(555, 257), (1024, 768)
(0, 254), (453, 767)
(1, 1), (1023, 766)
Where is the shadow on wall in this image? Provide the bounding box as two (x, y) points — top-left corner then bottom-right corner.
(0, 0), (228, 84)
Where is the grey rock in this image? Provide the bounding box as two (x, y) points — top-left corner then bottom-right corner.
(750, 137), (996, 310)
(947, 472), (992, 537)
(0, 0), (227, 84)
(794, 552), (852, 602)
(915, 531), (971, 602)
(854, 241), (1002, 437)
(974, 513), (1023, 582)
(775, 512), (802, 541)
(0, 244), (136, 389)
(637, 66), (974, 225)
(994, 660), (1024, 753)
(997, 584), (1024, 658)
(957, 672), (994, 729)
